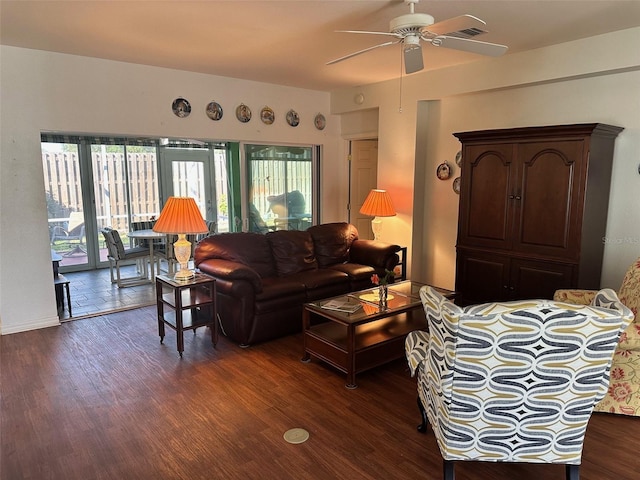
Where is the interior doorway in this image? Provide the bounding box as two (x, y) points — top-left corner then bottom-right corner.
(349, 139), (378, 239)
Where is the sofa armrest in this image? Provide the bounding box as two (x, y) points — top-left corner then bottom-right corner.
(198, 258), (263, 292)
(350, 240), (401, 270)
(553, 289), (598, 305)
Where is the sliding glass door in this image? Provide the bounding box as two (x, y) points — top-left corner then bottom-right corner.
(42, 137), (161, 272)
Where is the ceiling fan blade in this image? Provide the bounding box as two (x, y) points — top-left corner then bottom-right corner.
(326, 40), (400, 66)
(404, 45), (424, 74)
(424, 14), (486, 37)
(430, 36), (508, 57)
(336, 30), (401, 38)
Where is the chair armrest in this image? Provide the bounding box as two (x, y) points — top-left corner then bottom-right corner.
(553, 289), (598, 305)
(350, 240), (400, 270)
(197, 259), (263, 292)
(405, 330), (430, 377)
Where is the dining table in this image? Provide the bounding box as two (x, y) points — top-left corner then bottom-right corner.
(128, 229), (166, 281)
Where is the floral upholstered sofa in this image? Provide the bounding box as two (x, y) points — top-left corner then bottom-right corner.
(554, 257), (640, 416)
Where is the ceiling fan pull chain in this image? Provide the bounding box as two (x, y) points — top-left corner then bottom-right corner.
(398, 46), (403, 113)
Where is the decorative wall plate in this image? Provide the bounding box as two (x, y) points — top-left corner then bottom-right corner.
(314, 113), (326, 130)
(236, 103), (252, 123)
(286, 109), (300, 127)
(260, 106), (275, 125)
(436, 161), (452, 180)
(455, 150), (463, 167)
(206, 101), (223, 121)
(453, 176), (461, 194)
(172, 97), (191, 118)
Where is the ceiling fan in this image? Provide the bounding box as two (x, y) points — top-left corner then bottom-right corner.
(327, 0), (508, 74)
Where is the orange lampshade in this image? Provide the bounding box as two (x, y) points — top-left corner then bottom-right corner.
(359, 189), (396, 217)
(153, 197), (208, 234)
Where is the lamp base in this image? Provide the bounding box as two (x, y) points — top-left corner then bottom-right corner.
(371, 217), (383, 241)
(173, 234), (194, 282)
(174, 266), (195, 282)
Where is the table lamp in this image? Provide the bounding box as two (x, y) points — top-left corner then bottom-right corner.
(359, 189), (396, 241)
(153, 197), (209, 281)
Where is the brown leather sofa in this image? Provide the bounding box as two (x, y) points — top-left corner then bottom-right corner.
(194, 222), (402, 346)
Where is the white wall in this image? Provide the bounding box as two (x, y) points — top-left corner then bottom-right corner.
(332, 27), (640, 290)
(0, 46), (345, 334)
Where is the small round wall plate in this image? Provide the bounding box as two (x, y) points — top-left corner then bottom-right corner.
(314, 113), (326, 130)
(286, 109), (300, 127)
(260, 106), (275, 125)
(455, 150), (462, 167)
(436, 161), (452, 180)
(236, 103), (252, 123)
(206, 101), (223, 121)
(172, 97), (191, 118)
(453, 176), (461, 194)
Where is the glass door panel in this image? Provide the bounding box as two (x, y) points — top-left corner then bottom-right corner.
(92, 144), (161, 262)
(245, 144), (314, 232)
(160, 146), (229, 232)
(43, 142), (90, 269)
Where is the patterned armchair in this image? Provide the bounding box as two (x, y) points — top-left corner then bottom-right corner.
(554, 257), (640, 416)
(405, 286), (633, 480)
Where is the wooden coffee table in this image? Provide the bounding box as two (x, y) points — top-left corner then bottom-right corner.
(301, 281), (455, 388)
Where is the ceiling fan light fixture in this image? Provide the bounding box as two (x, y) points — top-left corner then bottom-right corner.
(403, 34), (421, 50)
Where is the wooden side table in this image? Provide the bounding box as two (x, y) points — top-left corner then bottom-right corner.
(156, 273), (218, 357)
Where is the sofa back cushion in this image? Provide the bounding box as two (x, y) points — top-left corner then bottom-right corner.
(194, 232), (277, 278)
(307, 222), (359, 267)
(267, 230), (318, 277)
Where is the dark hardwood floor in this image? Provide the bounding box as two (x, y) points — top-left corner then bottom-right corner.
(1, 307), (638, 480)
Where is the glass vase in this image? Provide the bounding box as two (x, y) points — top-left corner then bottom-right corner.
(378, 285), (388, 308)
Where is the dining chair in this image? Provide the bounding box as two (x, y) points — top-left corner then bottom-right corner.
(100, 227), (151, 287)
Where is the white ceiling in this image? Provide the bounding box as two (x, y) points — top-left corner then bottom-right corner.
(2, 0), (640, 92)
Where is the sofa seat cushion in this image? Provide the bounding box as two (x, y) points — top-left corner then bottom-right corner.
(267, 230), (318, 276)
(255, 278), (308, 316)
(307, 222), (358, 267)
(282, 268), (349, 301)
(256, 276), (307, 302)
(290, 267), (349, 289)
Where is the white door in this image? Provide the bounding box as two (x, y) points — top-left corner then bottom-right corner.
(349, 139), (378, 239)
(159, 147), (216, 222)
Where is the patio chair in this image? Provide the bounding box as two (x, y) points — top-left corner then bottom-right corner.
(51, 211), (86, 256)
(100, 227), (151, 287)
(405, 285), (633, 480)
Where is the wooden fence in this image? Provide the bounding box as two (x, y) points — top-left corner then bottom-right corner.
(43, 151), (160, 232)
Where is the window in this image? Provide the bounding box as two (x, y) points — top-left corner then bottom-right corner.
(245, 144), (318, 233)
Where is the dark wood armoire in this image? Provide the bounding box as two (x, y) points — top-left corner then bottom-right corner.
(453, 123), (623, 305)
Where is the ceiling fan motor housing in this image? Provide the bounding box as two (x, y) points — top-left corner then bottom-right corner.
(390, 13), (434, 35)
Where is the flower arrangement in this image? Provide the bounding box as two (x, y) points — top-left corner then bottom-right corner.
(371, 269), (395, 286)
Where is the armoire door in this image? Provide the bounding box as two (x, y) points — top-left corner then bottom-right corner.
(509, 257), (575, 300)
(455, 249), (510, 304)
(512, 139), (586, 260)
(457, 143), (517, 251)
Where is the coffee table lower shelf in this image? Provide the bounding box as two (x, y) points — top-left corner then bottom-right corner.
(302, 308), (426, 389)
